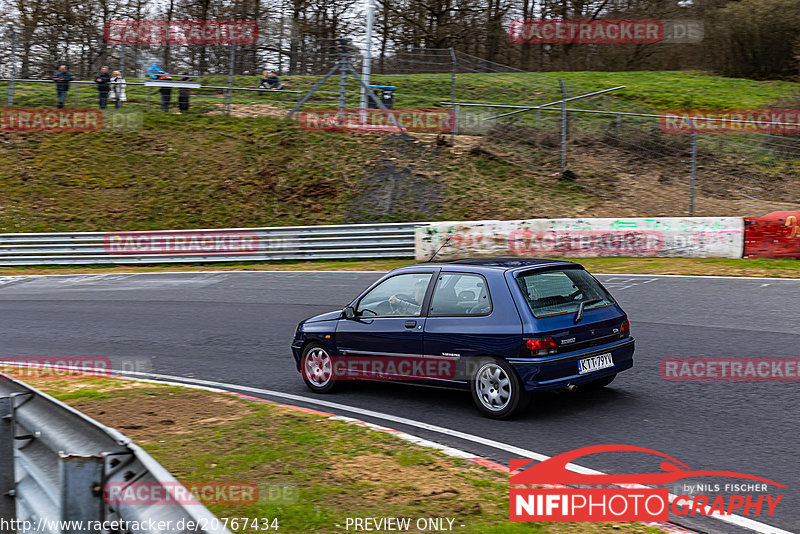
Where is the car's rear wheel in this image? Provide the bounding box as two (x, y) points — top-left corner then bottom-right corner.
(470, 358), (529, 419)
(583, 373), (616, 390)
(301, 343), (338, 393)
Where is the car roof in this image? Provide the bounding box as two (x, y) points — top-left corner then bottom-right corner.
(403, 257), (581, 273)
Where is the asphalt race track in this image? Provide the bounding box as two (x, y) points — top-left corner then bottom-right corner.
(0, 271), (798, 534)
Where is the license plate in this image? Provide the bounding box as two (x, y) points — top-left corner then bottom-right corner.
(578, 353), (614, 374)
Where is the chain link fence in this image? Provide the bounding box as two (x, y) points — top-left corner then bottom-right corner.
(365, 48), (800, 216)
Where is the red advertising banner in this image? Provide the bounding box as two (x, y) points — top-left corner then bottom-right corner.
(743, 211), (800, 259)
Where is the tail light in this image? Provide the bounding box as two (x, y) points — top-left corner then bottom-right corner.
(620, 320), (630, 338)
(525, 338), (557, 356)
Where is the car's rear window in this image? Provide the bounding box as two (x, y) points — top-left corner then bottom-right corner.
(515, 268), (614, 318)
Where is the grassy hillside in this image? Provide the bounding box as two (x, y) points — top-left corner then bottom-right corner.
(0, 70), (797, 233)
(0, 113), (588, 232)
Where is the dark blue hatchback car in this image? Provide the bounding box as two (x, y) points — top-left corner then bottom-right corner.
(291, 258), (634, 418)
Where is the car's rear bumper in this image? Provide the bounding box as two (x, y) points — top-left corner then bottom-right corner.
(508, 338), (635, 391)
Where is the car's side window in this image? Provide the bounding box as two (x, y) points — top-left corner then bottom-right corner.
(356, 273), (432, 317)
(429, 273), (492, 317)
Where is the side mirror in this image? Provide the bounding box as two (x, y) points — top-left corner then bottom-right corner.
(343, 306), (356, 320)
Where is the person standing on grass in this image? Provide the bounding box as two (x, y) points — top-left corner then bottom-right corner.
(110, 70), (126, 108)
(53, 65), (73, 109)
(159, 86), (172, 112)
(178, 75), (191, 113)
(95, 66), (111, 109)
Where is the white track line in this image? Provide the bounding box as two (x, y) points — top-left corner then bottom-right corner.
(29, 365), (789, 534)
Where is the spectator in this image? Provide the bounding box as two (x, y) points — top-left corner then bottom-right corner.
(258, 70), (270, 89)
(159, 86), (172, 112)
(110, 70), (126, 108)
(53, 65), (73, 109)
(259, 71), (282, 90)
(178, 75), (191, 113)
(95, 66), (111, 109)
(147, 62), (170, 80)
(267, 72), (282, 89)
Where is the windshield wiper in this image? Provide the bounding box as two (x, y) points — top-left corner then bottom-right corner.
(574, 299), (603, 324)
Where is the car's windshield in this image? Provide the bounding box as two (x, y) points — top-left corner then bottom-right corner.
(515, 268), (614, 318)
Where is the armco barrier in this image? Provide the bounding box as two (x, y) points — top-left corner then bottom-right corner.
(2, 215), (792, 266)
(744, 211), (800, 259)
(415, 218), (745, 261)
(0, 223), (420, 265)
(0, 370), (231, 533)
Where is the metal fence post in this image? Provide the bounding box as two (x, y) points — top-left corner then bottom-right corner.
(7, 24), (17, 106)
(449, 48), (456, 145)
(558, 78), (567, 173)
(0, 396), (16, 520)
(689, 130), (698, 216)
(226, 45), (235, 115)
(120, 44), (126, 77)
(59, 454), (105, 531)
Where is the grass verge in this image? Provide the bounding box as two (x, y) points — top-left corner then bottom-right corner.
(0, 256), (797, 278)
(0, 370), (661, 534)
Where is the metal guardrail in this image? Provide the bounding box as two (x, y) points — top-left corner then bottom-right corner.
(0, 222), (421, 266)
(0, 371), (231, 533)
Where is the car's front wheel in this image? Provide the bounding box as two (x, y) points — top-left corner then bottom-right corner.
(301, 343), (339, 393)
(470, 358), (529, 419)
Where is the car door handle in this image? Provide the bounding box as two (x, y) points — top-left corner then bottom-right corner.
(404, 320), (417, 328)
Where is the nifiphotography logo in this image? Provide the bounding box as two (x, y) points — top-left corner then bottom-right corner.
(509, 444), (784, 522)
